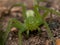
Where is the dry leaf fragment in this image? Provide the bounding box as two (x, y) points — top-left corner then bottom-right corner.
(45, 40), (49, 45)
(56, 39), (60, 45)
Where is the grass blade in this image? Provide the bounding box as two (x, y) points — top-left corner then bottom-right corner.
(4, 19), (12, 45)
(38, 6), (60, 16)
(44, 21), (56, 45)
(0, 30), (5, 45)
(22, 4), (27, 19)
(12, 18), (25, 45)
(18, 31), (22, 45)
(12, 18), (25, 33)
(42, 11), (49, 19)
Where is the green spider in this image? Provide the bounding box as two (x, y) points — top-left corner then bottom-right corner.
(3, 4), (55, 45)
(2, 1), (59, 45)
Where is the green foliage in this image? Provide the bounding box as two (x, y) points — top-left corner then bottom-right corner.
(0, 19), (12, 45)
(0, 30), (4, 45)
(44, 21), (55, 45)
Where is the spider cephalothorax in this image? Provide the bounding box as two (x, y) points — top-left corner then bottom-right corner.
(24, 10), (43, 31)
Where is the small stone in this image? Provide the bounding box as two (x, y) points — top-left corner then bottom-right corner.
(56, 39), (60, 45)
(11, 27), (17, 32)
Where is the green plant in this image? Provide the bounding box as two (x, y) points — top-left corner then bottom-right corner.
(0, 30), (5, 45)
(1, 0), (60, 45)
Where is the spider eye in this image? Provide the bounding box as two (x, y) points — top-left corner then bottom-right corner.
(26, 10), (34, 17)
